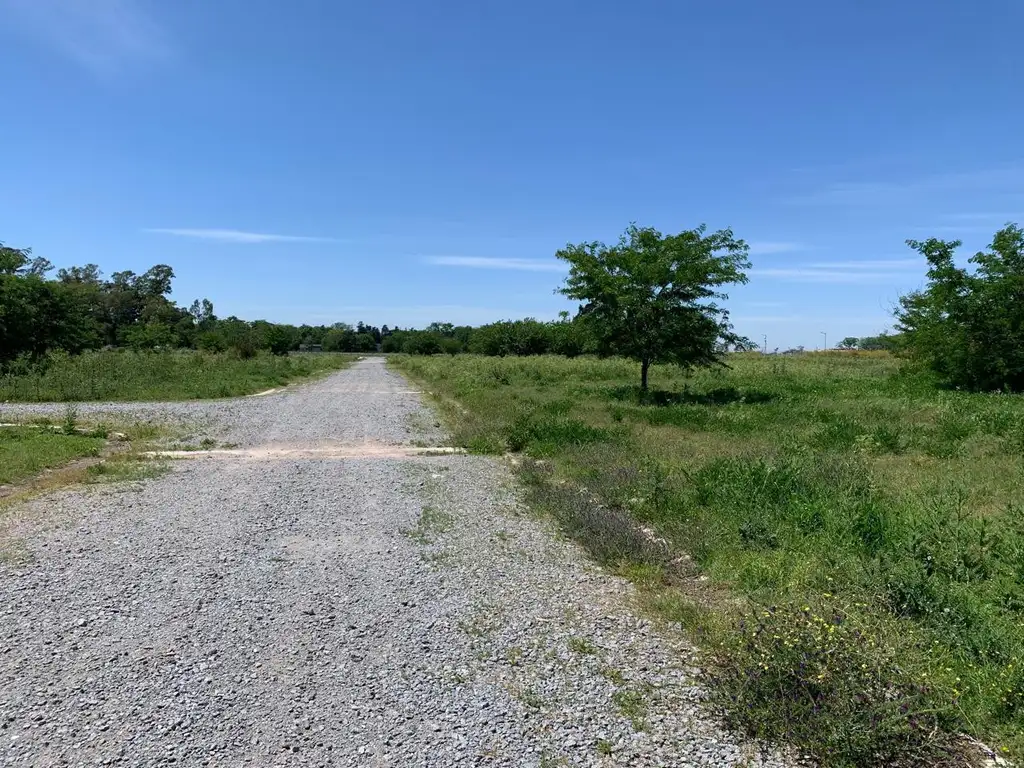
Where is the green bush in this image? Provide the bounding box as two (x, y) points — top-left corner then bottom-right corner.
(898, 223), (1024, 392)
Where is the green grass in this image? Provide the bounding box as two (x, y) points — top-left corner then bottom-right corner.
(0, 350), (355, 402)
(0, 427), (105, 485)
(401, 504), (454, 545)
(392, 351), (1024, 765)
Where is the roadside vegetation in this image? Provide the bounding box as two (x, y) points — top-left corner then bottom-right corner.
(392, 223), (1024, 765)
(395, 351), (1024, 764)
(0, 349), (353, 402)
(0, 425), (106, 486)
(6, 206), (1024, 764)
(0, 409), (171, 494)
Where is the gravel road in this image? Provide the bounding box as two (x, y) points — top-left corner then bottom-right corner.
(0, 358), (796, 767)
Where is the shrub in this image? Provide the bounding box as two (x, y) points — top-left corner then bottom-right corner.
(709, 597), (959, 766)
(897, 223), (1024, 392)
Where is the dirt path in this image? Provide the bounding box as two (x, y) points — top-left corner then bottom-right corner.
(0, 358), (793, 767)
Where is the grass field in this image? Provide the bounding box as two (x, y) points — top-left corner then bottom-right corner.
(0, 427), (106, 486)
(0, 350), (354, 402)
(394, 352), (1024, 766)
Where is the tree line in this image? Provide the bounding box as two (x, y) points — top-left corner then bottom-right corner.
(5, 220), (1023, 392)
(0, 242), (391, 363)
(0, 240), (594, 363)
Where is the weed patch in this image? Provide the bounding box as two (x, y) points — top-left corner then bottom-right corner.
(402, 504), (454, 545)
(709, 597), (959, 766)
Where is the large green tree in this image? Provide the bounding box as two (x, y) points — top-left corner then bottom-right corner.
(556, 223), (751, 390)
(897, 223), (1024, 391)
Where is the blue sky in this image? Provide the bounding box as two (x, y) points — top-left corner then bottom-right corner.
(1, 0), (1022, 348)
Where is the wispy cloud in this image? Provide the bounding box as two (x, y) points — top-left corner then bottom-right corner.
(751, 267), (921, 284)
(917, 211), (1023, 235)
(145, 228), (337, 244)
(789, 165), (1024, 207)
(732, 314), (805, 323)
(948, 212), (1023, 222)
(748, 241), (804, 255)
(805, 258), (921, 269)
(424, 256), (566, 272)
(0, 0), (171, 74)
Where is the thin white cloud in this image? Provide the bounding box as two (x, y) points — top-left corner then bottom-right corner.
(747, 241), (804, 255)
(424, 256), (566, 272)
(789, 165), (1024, 207)
(751, 268), (920, 284)
(919, 212), (1024, 235)
(0, 0), (170, 74)
(923, 225), (1000, 235)
(948, 212), (1023, 222)
(805, 258), (921, 269)
(145, 228), (336, 244)
(732, 314), (805, 323)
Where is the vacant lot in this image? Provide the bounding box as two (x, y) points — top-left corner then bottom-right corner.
(0, 358), (788, 767)
(0, 350), (354, 402)
(394, 352), (1024, 764)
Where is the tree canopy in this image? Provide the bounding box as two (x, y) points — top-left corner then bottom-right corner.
(556, 223), (751, 389)
(897, 223), (1024, 391)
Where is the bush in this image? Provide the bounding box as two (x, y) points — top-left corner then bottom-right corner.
(710, 597), (959, 766)
(898, 223), (1024, 391)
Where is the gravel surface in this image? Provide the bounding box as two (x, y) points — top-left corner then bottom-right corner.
(0, 358), (798, 767)
(0, 356), (438, 449)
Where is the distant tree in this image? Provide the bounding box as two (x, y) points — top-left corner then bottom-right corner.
(57, 264), (102, 285)
(729, 336), (759, 352)
(856, 334), (900, 352)
(897, 223), (1024, 391)
(548, 316), (587, 358)
(322, 327), (351, 352)
(354, 332), (378, 352)
(189, 299), (216, 327)
(0, 243), (31, 274)
(403, 332), (443, 355)
(838, 337), (859, 350)
(556, 223), (750, 390)
(427, 322), (455, 337)
(264, 325), (295, 356)
(0, 243), (50, 276)
(123, 322), (177, 350)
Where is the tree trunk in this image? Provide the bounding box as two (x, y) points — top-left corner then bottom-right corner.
(640, 358), (650, 392)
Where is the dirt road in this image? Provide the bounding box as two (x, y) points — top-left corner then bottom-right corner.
(0, 358), (791, 767)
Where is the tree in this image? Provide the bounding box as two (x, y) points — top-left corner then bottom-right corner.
(556, 223), (751, 390)
(264, 324), (295, 356)
(189, 299), (216, 328)
(838, 337), (860, 350)
(897, 223), (1024, 391)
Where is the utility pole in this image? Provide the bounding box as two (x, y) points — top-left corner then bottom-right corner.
(763, 335), (767, 355)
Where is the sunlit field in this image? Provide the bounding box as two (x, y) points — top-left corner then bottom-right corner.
(395, 351), (1024, 765)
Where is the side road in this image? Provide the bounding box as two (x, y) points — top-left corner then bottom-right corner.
(0, 358), (796, 766)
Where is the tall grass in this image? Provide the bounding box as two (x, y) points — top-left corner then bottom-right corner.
(393, 352), (1024, 765)
(0, 350), (354, 402)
